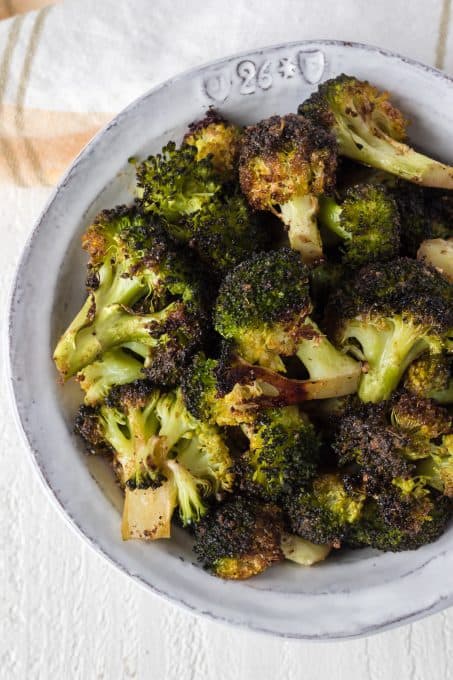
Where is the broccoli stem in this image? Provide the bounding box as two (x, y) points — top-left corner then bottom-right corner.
(336, 116), (453, 189)
(77, 349), (145, 405)
(344, 317), (437, 402)
(122, 481), (177, 540)
(280, 195), (323, 264)
(165, 460), (207, 525)
(318, 196), (350, 241)
(55, 303), (182, 378)
(296, 319), (361, 386)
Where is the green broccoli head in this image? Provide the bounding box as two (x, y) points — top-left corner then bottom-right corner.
(136, 141), (223, 223)
(76, 383), (234, 534)
(299, 74), (453, 189)
(182, 191), (268, 275)
(239, 406), (321, 501)
(214, 249), (361, 398)
(239, 114), (337, 263)
(183, 108), (242, 179)
(326, 257), (453, 402)
(405, 353), (453, 404)
(318, 184), (400, 267)
(193, 496), (284, 579)
(53, 206), (206, 382)
(286, 472), (365, 547)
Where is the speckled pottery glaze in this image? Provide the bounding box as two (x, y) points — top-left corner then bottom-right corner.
(7, 41), (453, 640)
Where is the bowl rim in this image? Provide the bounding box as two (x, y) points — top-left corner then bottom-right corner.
(7, 39), (453, 640)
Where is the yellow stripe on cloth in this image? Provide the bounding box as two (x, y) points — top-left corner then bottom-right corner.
(0, 105), (112, 184)
(0, 0), (56, 20)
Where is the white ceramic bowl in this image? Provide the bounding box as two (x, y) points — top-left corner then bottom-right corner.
(8, 40), (453, 640)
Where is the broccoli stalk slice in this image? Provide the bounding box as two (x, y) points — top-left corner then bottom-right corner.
(55, 302), (183, 378)
(279, 195), (323, 264)
(77, 349), (144, 405)
(122, 481), (178, 540)
(318, 196), (350, 241)
(335, 113), (453, 188)
(296, 319), (361, 383)
(343, 316), (441, 402)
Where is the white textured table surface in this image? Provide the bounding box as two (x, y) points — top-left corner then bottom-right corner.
(2, 1), (453, 677)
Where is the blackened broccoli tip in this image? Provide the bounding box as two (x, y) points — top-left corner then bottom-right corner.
(299, 74), (453, 189)
(318, 184), (400, 267)
(184, 109), (242, 178)
(193, 496), (284, 579)
(326, 257), (453, 403)
(214, 249), (361, 398)
(239, 114), (337, 263)
(136, 140), (223, 223)
(287, 472), (365, 547)
(53, 206), (206, 381)
(239, 406), (321, 501)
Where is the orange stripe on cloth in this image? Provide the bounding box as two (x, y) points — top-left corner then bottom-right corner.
(0, 0), (56, 20)
(0, 105), (113, 185)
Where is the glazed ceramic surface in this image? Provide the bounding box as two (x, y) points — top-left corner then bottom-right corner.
(8, 41), (453, 639)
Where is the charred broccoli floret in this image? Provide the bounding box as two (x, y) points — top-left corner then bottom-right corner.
(75, 383), (234, 538)
(326, 258), (453, 403)
(53, 205), (205, 382)
(239, 114), (337, 263)
(183, 109), (242, 179)
(347, 491), (452, 552)
(214, 249), (361, 399)
(193, 496), (284, 579)
(334, 400), (453, 498)
(318, 184), (400, 267)
(299, 75), (453, 188)
(391, 392), (451, 439)
(238, 406), (320, 501)
(286, 472), (365, 547)
(405, 353), (453, 404)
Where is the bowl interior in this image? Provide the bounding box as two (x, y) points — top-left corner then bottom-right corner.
(10, 41), (453, 639)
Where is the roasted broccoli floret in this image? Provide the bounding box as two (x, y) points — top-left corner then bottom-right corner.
(318, 184), (400, 267)
(299, 75), (453, 188)
(391, 392), (451, 439)
(335, 400), (453, 498)
(238, 406), (320, 501)
(326, 258), (453, 403)
(136, 141), (222, 223)
(214, 249), (361, 399)
(53, 206), (205, 382)
(239, 114), (337, 263)
(193, 496), (283, 579)
(405, 353), (453, 404)
(75, 383), (234, 538)
(180, 192), (268, 275)
(77, 348), (145, 405)
(286, 472), (365, 547)
(183, 109), (242, 179)
(347, 491), (452, 552)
